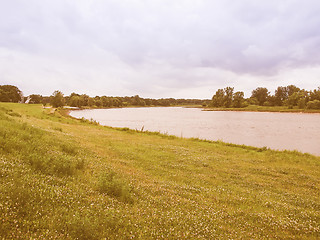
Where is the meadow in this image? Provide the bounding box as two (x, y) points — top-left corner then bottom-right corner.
(0, 102), (319, 239)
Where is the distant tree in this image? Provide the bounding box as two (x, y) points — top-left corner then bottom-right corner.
(233, 91), (245, 108)
(306, 100), (320, 109)
(286, 90), (307, 108)
(224, 87), (234, 108)
(68, 95), (80, 107)
(297, 98), (306, 109)
(94, 96), (102, 107)
(266, 95), (276, 106)
(0, 85), (22, 102)
(211, 89), (225, 107)
(79, 94), (89, 106)
(309, 87), (320, 101)
(247, 97), (259, 105)
(274, 86), (288, 106)
(131, 95), (145, 106)
(88, 98), (95, 107)
(101, 96), (109, 107)
(28, 94), (42, 104)
(251, 87), (269, 106)
(286, 85), (300, 97)
(42, 96), (51, 106)
(144, 98), (152, 106)
(50, 90), (65, 108)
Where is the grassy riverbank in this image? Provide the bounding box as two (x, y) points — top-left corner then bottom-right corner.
(1, 103), (319, 239)
(204, 105), (320, 113)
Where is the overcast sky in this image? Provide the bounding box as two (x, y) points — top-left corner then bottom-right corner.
(1, 0), (320, 98)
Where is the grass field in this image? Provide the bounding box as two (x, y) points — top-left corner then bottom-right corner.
(0, 102), (319, 239)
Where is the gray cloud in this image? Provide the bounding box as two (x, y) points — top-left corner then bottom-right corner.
(1, 0), (320, 98)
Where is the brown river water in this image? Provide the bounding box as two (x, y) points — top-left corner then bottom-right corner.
(70, 107), (320, 156)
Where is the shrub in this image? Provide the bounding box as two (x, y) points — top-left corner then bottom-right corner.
(306, 100), (320, 109)
(97, 171), (133, 203)
(297, 98), (306, 109)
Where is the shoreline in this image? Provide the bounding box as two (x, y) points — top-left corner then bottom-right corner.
(62, 104), (320, 114)
(64, 107), (320, 156)
(203, 106), (320, 114)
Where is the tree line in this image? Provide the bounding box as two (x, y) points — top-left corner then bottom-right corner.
(44, 91), (209, 108)
(1, 84), (320, 109)
(211, 85), (320, 109)
(0, 85), (208, 108)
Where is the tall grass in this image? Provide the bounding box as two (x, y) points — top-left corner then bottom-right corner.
(0, 103), (319, 239)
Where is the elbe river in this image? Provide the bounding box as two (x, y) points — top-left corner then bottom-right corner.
(70, 107), (320, 156)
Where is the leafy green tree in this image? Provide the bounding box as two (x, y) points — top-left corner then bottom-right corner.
(233, 91), (245, 108)
(79, 94), (89, 106)
(306, 100), (320, 109)
(68, 95), (80, 107)
(101, 96), (109, 107)
(274, 86), (288, 106)
(309, 87), (320, 101)
(28, 94), (42, 104)
(94, 96), (102, 107)
(88, 98), (95, 107)
(286, 85), (300, 97)
(297, 98), (306, 109)
(50, 90), (65, 108)
(211, 89), (225, 107)
(286, 90), (307, 107)
(224, 87), (234, 108)
(0, 85), (22, 102)
(131, 95), (145, 106)
(251, 87), (269, 106)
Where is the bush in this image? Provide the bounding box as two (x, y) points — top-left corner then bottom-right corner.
(97, 171), (133, 203)
(297, 98), (306, 109)
(306, 100), (320, 109)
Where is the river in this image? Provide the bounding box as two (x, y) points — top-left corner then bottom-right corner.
(70, 107), (320, 155)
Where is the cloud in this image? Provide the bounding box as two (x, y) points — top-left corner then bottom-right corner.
(1, 0), (320, 98)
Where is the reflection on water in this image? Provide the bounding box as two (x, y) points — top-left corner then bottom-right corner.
(70, 107), (320, 155)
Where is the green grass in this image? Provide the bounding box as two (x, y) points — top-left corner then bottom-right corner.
(0, 102), (319, 239)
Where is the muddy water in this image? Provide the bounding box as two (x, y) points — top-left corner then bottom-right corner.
(70, 107), (320, 155)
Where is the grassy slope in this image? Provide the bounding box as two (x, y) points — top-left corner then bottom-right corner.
(0, 103), (319, 239)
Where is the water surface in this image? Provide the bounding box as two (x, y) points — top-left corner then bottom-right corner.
(70, 107), (320, 155)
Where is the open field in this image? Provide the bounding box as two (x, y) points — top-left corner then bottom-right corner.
(0, 103), (319, 239)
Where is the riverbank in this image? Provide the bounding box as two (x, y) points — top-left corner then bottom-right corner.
(1, 103), (319, 239)
(64, 103), (320, 114)
(204, 105), (320, 113)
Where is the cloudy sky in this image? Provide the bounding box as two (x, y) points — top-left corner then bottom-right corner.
(1, 0), (320, 98)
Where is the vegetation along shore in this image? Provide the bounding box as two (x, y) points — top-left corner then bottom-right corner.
(0, 102), (319, 239)
(1, 84), (320, 112)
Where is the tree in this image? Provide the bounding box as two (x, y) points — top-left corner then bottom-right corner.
(306, 100), (320, 109)
(79, 94), (90, 106)
(211, 89), (225, 107)
(0, 85), (22, 102)
(233, 91), (245, 108)
(68, 95), (80, 107)
(131, 95), (145, 106)
(28, 94), (42, 104)
(286, 85), (300, 97)
(309, 87), (320, 101)
(274, 86), (288, 106)
(251, 87), (269, 106)
(286, 90), (307, 107)
(50, 90), (65, 108)
(224, 87), (234, 108)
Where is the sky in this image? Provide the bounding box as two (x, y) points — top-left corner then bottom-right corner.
(1, 0), (320, 99)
